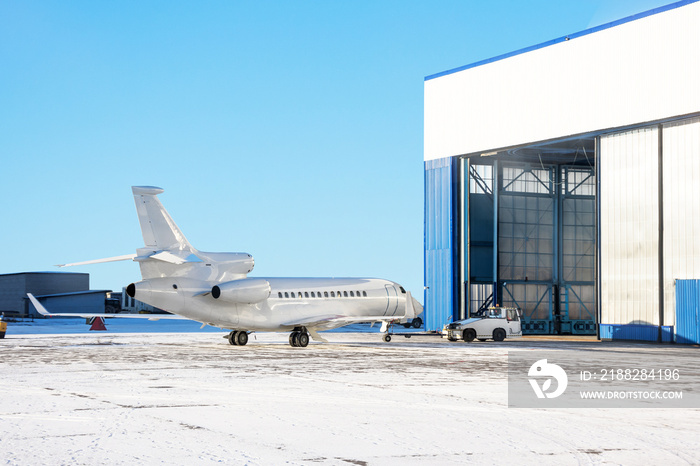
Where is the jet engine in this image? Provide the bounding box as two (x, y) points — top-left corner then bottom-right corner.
(211, 278), (271, 304)
(126, 277), (209, 313)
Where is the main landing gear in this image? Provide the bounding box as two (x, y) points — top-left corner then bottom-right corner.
(227, 330), (249, 346)
(289, 327), (309, 347)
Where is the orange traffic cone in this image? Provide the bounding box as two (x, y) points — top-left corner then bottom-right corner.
(89, 317), (107, 331)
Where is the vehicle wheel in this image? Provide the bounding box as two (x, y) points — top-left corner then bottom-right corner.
(383, 334), (391, 342)
(463, 328), (476, 342)
(477, 338), (487, 342)
(290, 332), (300, 347)
(236, 331), (249, 346)
(403, 323), (411, 329)
(493, 328), (506, 342)
(412, 317), (423, 329)
(297, 333), (309, 347)
(228, 331), (238, 345)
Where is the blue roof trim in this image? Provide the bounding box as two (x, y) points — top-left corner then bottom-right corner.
(425, 0), (698, 81)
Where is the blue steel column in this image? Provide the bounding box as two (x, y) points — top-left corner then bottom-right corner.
(493, 159), (499, 306)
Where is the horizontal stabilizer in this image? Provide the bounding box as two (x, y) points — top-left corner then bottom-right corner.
(151, 251), (202, 265)
(56, 254), (137, 268)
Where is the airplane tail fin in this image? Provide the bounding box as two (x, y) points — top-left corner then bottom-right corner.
(132, 186), (192, 251)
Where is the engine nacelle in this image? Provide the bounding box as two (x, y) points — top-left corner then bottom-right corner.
(126, 278), (208, 313)
(212, 278), (271, 304)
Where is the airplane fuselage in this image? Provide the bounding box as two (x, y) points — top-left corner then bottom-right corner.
(131, 277), (411, 332)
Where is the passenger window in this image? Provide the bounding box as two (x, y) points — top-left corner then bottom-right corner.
(305, 292), (309, 298)
(311, 292), (315, 298)
(291, 292), (295, 298)
(343, 291), (348, 297)
(337, 291), (341, 297)
(330, 291), (335, 297)
(349, 291), (354, 297)
(324, 291), (329, 298)
(363, 291), (367, 297)
(278, 292), (282, 298)
(285, 292), (289, 298)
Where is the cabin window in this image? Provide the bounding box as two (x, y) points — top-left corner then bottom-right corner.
(363, 291), (367, 297)
(324, 291), (329, 297)
(310, 292), (315, 298)
(343, 291), (348, 297)
(278, 292), (282, 298)
(349, 291), (354, 297)
(291, 292), (295, 298)
(337, 291), (342, 297)
(305, 292), (309, 298)
(284, 292), (289, 298)
(330, 291), (335, 297)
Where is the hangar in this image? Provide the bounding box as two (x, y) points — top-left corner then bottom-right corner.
(423, 0), (700, 343)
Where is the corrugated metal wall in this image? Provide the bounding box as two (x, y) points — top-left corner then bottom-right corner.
(675, 279), (700, 344)
(599, 324), (674, 342)
(424, 157), (454, 330)
(663, 118), (700, 325)
(600, 127), (660, 326)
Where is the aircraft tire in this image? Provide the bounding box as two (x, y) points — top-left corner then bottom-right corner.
(493, 328), (506, 342)
(297, 333), (309, 347)
(383, 334), (391, 343)
(236, 331), (249, 346)
(290, 332), (300, 347)
(463, 328), (476, 342)
(228, 331), (239, 346)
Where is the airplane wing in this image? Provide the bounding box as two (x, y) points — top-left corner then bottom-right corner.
(27, 293), (188, 320)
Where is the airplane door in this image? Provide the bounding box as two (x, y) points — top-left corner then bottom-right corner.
(384, 284), (399, 316)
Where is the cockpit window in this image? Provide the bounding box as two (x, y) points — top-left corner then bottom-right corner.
(399, 286), (406, 294)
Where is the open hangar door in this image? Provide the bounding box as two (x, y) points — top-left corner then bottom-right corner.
(458, 137), (597, 335)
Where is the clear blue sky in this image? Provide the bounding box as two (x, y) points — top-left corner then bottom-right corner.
(0, 0), (674, 297)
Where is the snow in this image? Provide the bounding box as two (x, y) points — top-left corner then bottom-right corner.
(1, 322), (699, 465)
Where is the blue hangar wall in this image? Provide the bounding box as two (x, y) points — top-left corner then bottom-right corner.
(423, 0), (700, 343)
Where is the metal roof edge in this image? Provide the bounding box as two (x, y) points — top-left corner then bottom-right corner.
(31, 290), (112, 299)
(424, 0), (698, 81)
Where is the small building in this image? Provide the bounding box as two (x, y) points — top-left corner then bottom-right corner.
(0, 272), (90, 318)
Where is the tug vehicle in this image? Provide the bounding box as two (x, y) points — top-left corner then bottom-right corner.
(442, 306), (522, 342)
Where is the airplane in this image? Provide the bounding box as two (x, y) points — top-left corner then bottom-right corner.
(29, 186), (423, 347)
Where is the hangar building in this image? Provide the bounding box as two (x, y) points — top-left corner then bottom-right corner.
(423, 0), (700, 343)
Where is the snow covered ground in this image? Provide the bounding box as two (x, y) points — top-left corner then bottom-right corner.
(1, 321), (699, 465)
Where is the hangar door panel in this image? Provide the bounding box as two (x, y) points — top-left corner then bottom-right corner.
(600, 127), (660, 326)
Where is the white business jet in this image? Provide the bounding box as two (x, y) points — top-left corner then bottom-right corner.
(29, 186), (423, 347)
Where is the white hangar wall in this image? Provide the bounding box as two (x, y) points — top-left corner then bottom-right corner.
(424, 0), (700, 161)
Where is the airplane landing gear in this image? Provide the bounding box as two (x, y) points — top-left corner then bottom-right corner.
(289, 327), (309, 347)
(227, 330), (249, 346)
